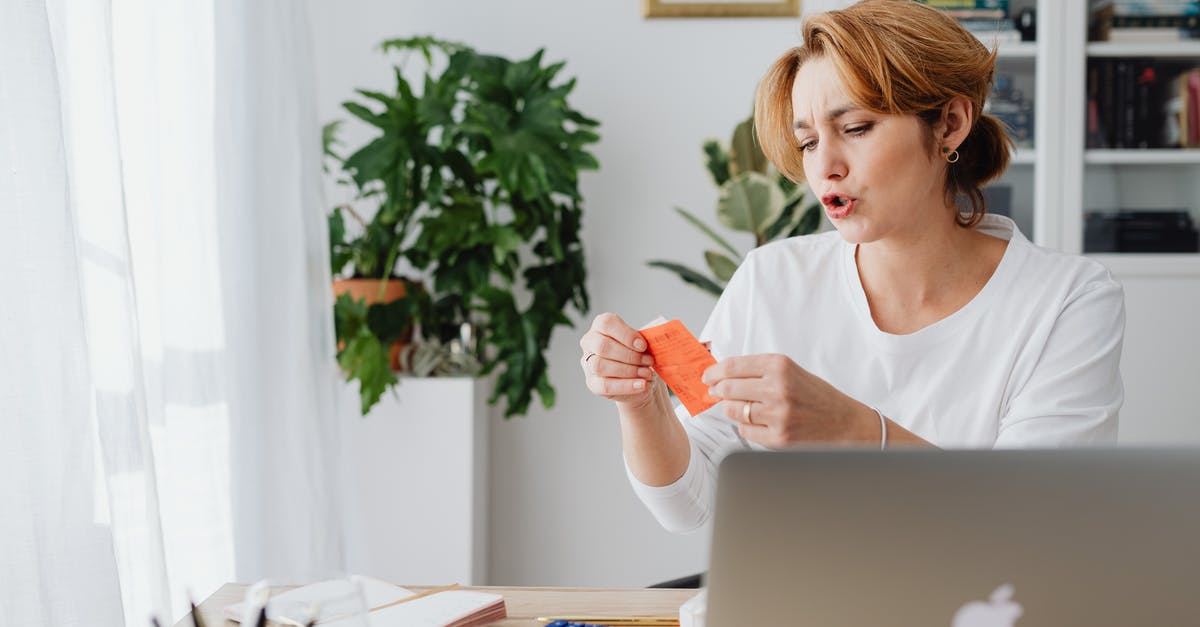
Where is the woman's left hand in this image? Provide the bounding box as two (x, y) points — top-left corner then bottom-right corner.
(701, 354), (876, 447)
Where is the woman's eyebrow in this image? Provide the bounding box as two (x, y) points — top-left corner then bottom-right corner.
(793, 105), (861, 130)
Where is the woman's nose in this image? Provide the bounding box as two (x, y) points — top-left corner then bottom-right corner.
(811, 143), (848, 181)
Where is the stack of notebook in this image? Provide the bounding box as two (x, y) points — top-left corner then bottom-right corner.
(222, 576), (506, 626)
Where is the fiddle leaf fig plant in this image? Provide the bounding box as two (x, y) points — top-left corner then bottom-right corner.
(328, 36), (599, 417)
(648, 114), (821, 297)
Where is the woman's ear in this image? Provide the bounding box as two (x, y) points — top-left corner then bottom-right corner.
(939, 96), (974, 152)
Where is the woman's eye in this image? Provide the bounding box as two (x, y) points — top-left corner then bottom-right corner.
(799, 140), (817, 152)
(846, 124), (873, 136)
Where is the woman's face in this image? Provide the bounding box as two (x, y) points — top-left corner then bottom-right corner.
(791, 57), (947, 244)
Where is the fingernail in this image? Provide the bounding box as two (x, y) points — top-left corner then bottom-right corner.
(633, 338), (646, 351)
(643, 356), (654, 366)
(634, 379), (645, 390)
(707, 387), (719, 398)
(637, 368), (651, 378)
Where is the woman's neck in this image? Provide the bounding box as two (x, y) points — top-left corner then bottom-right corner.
(854, 216), (1007, 334)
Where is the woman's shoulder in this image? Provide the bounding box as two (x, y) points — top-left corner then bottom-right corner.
(984, 215), (1120, 295)
(1014, 236), (1121, 295)
(743, 229), (845, 267)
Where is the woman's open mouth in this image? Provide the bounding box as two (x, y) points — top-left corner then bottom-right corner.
(821, 193), (856, 220)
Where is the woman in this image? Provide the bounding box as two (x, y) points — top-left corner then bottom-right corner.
(579, 0), (1124, 533)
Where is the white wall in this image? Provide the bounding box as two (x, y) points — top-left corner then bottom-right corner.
(309, 0), (1200, 589)
(307, 0), (847, 586)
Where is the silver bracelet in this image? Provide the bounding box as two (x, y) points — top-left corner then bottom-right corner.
(873, 407), (887, 450)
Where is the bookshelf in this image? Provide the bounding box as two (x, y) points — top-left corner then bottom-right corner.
(1086, 42), (1200, 58)
(1087, 253), (1200, 276)
(996, 41), (1039, 58)
(1012, 148), (1036, 164)
(1084, 148), (1200, 164)
(1032, 0), (1200, 259)
(923, 1), (1200, 444)
(1054, 0), (1200, 445)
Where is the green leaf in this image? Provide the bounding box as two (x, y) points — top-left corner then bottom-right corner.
(323, 121), (344, 165)
(342, 101), (386, 128)
(329, 209), (353, 275)
(716, 171), (786, 237)
(646, 260), (723, 297)
(704, 250), (739, 283)
(763, 196), (802, 242)
(787, 202), (822, 238)
(702, 140), (730, 187)
(354, 89), (395, 111)
(343, 136), (399, 188)
(366, 296), (414, 344)
(674, 207), (740, 259)
(536, 372), (556, 409)
(729, 116), (768, 175)
(337, 326), (398, 415)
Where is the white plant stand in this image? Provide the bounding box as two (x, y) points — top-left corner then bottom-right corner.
(337, 376), (488, 585)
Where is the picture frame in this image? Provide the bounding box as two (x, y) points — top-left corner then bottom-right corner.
(643, 0), (800, 18)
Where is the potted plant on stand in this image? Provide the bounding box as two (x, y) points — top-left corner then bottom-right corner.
(648, 113), (822, 295)
(323, 36), (600, 585)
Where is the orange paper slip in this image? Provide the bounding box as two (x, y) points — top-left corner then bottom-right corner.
(640, 319), (719, 416)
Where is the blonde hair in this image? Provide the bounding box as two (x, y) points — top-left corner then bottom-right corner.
(754, 0), (1013, 226)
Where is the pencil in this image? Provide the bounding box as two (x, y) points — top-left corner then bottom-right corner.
(369, 583), (461, 613)
(535, 615), (679, 626)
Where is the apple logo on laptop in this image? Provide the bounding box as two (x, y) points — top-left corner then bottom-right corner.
(952, 583), (1023, 627)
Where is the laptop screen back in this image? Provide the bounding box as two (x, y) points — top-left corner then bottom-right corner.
(706, 449), (1200, 626)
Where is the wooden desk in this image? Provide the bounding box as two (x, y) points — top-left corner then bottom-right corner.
(179, 583), (696, 627)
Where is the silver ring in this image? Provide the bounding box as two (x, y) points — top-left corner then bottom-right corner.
(584, 353), (597, 363)
(743, 401), (755, 425)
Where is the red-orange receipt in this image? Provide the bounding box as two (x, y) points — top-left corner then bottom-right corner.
(639, 319), (719, 416)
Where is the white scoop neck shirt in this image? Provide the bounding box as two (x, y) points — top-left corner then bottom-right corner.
(627, 215), (1125, 533)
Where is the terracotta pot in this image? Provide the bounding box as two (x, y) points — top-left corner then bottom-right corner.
(333, 278), (415, 372)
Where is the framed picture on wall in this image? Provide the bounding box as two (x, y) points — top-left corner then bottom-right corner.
(643, 0), (800, 18)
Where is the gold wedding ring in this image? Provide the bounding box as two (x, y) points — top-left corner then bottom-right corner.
(743, 401), (755, 425)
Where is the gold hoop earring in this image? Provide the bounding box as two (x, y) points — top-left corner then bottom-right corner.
(945, 149), (960, 164)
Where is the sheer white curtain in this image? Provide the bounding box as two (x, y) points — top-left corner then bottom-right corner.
(1, 1), (342, 625)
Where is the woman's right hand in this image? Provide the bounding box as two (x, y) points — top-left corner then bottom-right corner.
(579, 312), (657, 408)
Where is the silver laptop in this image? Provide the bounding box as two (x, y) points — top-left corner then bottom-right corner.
(706, 448), (1200, 626)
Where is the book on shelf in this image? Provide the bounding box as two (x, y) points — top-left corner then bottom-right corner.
(1110, 0), (1199, 16)
(969, 29), (1024, 44)
(916, 0), (1008, 10)
(1085, 58), (1200, 149)
(1106, 26), (1200, 42)
(941, 8), (1008, 19)
(1112, 14), (1200, 26)
(1084, 210), (1200, 253)
(987, 73), (1035, 148)
(1090, 0), (1200, 39)
(915, 0), (1010, 21)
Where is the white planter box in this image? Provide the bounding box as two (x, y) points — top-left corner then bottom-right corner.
(337, 377), (488, 585)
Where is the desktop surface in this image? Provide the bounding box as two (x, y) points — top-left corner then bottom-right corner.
(182, 583), (695, 627)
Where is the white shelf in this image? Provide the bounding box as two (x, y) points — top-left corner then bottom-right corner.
(1086, 41), (1200, 58)
(996, 42), (1038, 59)
(1085, 149), (1200, 165)
(1087, 253), (1200, 277)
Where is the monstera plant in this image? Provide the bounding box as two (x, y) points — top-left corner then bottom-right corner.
(327, 36), (600, 416)
(648, 113), (821, 296)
